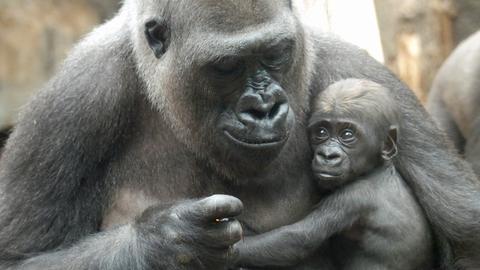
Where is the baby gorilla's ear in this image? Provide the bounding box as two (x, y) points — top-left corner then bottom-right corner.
(381, 125), (398, 161)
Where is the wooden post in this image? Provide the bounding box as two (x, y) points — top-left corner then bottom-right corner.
(374, 0), (456, 103)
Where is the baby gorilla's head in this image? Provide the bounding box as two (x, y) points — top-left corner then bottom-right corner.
(308, 79), (400, 189)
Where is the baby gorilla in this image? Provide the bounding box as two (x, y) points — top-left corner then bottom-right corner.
(235, 79), (433, 270)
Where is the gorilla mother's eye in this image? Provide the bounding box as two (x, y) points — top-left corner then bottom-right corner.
(339, 129), (356, 144)
(261, 52), (290, 71)
(261, 43), (293, 71)
(211, 57), (245, 78)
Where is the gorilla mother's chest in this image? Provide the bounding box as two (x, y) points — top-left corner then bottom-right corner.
(102, 172), (316, 233)
(101, 140), (317, 232)
(101, 114), (317, 231)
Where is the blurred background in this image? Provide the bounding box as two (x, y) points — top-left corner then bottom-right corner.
(0, 0), (479, 144)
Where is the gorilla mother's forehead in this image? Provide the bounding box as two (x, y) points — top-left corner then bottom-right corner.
(135, 0), (292, 28)
(178, 2), (298, 61)
(189, 0), (293, 31)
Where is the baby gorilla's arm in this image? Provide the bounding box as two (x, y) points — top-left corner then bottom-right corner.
(235, 182), (375, 268)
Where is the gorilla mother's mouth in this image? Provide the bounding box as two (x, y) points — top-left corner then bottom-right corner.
(223, 130), (287, 148)
(315, 171), (343, 179)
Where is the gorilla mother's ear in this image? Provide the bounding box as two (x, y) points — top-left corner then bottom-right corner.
(382, 125), (398, 161)
(145, 19), (170, 59)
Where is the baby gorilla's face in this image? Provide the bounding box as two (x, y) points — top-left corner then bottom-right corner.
(308, 116), (383, 189)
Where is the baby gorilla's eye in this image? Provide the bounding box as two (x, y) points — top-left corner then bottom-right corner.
(316, 127), (329, 142)
(339, 129), (356, 144)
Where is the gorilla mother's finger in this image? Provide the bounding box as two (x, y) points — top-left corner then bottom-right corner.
(184, 194), (243, 223)
(203, 219), (243, 248)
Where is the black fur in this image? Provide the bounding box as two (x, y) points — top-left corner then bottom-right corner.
(234, 79), (433, 270)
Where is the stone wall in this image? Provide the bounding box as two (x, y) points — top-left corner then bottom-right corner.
(0, 0), (120, 130)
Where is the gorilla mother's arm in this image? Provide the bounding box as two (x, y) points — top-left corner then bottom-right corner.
(0, 15), (138, 268)
(15, 226), (140, 270)
(235, 183), (374, 268)
(0, 14), (243, 269)
(310, 32), (480, 267)
(4, 197), (242, 270)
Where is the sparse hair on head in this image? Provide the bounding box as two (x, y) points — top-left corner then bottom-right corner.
(312, 78), (401, 133)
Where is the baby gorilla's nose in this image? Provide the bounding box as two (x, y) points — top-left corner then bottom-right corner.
(316, 148), (343, 167)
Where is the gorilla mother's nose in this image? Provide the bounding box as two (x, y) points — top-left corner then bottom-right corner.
(236, 83), (289, 127)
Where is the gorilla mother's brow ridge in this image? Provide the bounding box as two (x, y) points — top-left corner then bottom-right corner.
(190, 31), (297, 66)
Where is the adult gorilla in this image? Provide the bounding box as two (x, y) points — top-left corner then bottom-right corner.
(427, 30), (480, 176)
(0, 1), (479, 269)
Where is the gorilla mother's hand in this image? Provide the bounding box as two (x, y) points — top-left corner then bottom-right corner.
(135, 195), (243, 269)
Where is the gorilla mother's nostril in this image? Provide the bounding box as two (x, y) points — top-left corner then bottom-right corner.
(326, 153), (341, 160)
(268, 102), (281, 119)
(243, 109), (268, 120)
(241, 100), (285, 121)
(235, 81), (290, 127)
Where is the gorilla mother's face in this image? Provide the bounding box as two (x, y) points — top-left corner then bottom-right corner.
(131, 0), (309, 176)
